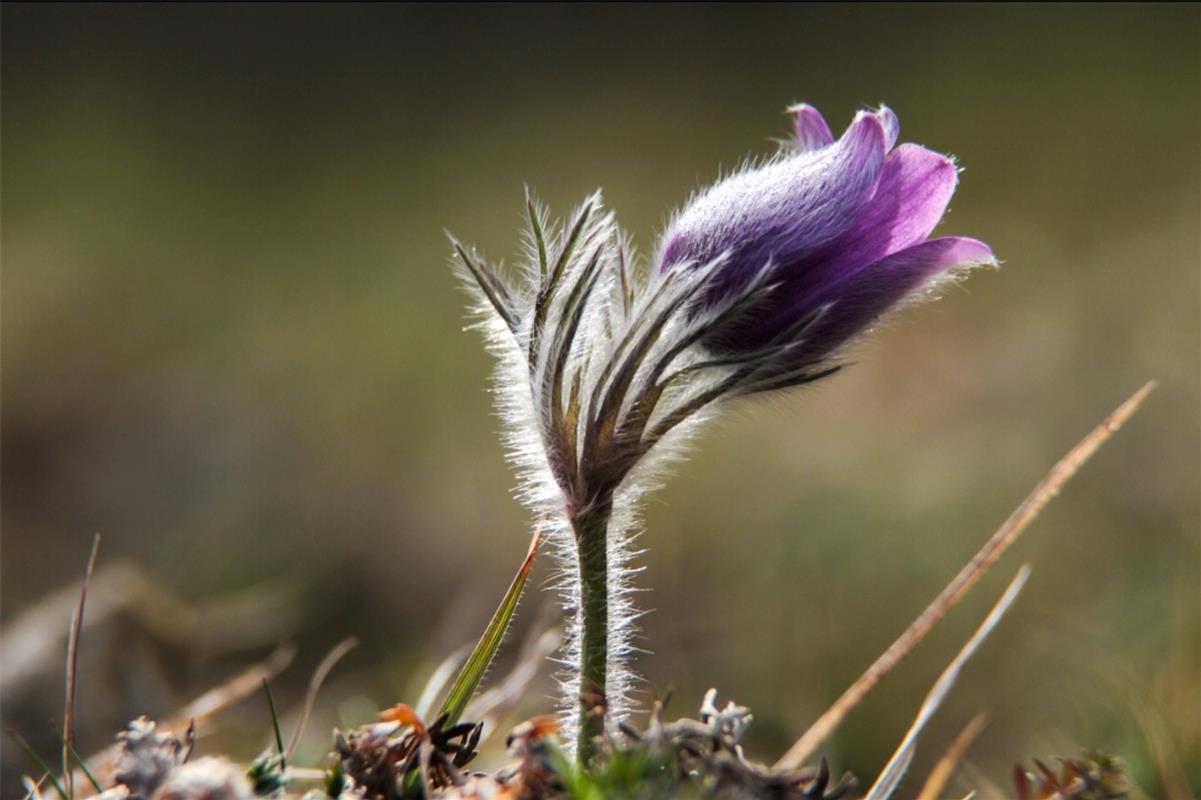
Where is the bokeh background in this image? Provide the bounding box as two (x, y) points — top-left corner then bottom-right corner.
(3, 4), (1198, 797)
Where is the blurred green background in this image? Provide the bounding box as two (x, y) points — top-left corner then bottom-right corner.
(3, 4), (1198, 797)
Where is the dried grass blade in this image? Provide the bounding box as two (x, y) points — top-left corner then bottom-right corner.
(865, 566), (1029, 800)
(914, 712), (987, 800)
(171, 643), (296, 727)
(286, 636), (359, 760)
(776, 380), (1155, 769)
(437, 529), (540, 726)
(63, 533), (101, 799)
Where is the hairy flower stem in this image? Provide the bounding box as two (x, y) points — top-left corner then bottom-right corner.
(573, 506), (610, 766)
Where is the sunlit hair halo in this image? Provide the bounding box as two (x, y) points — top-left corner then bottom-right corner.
(450, 101), (996, 764)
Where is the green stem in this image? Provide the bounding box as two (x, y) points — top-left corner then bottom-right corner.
(573, 507), (610, 766)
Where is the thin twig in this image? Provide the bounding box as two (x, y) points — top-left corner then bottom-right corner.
(914, 712), (988, 800)
(286, 637), (359, 760)
(63, 534), (101, 799)
(776, 380), (1155, 769)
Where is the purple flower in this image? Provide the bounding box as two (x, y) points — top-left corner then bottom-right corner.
(659, 103), (995, 367)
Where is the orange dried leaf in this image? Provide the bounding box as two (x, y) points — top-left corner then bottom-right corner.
(379, 703), (426, 735)
(527, 715), (560, 739)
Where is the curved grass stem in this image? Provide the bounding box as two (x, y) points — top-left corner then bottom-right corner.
(776, 380), (1156, 770)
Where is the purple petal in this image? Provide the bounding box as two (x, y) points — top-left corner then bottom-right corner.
(789, 103), (834, 152)
(666, 101), (992, 364)
(868, 144), (959, 252)
(792, 142), (960, 289)
(797, 236), (996, 360)
(662, 110), (888, 284)
(877, 105), (900, 151)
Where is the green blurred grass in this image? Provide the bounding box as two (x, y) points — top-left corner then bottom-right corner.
(3, 4), (1198, 796)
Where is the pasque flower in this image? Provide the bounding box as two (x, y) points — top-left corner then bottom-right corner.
(660, 104), (996, 372)
(451, 100), (993, 765)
